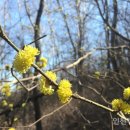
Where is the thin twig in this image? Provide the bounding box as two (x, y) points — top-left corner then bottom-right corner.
(29, 100), (71, 127)
(109, 112), (114, 130)
(11, 67), (39, 92)
(0, 100), (71, 129)
(27, 34), (47, 45)
(72, 93), (114, 112)
(11, 67), (29, 91)
(53, 50), (95, 72)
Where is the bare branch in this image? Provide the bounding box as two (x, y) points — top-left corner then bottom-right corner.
(95, 0), (130, 43)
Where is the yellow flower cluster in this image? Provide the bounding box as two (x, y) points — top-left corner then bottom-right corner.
(112, 99), (130, 114)
(111, 87), (130, 114)
(57, 79), (72, 103)
(123, 87), (130, 100)
(39, 71), (57, 95)
(1, 84), (11, 97)
(13, 45), (39, 73)
(1, 100), (14, 109)
(37, 57), (47, 68)
(112, 99), (124, 111)
(8, 128), (15, 130)
(94, 71), (100, 79)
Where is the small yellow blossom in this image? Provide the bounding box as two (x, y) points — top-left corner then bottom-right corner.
(13, 117), (18, 122)
(39, 71), (57, 95)
(94, 71), (100, 79)
(57, 79), (72, 103)
(13, 45), (40, 73)
(37, 57), (47, 68)
(1, 84), (11, 97)
(9, 103), (14, 108)
(22, 103), (26, 108)
(2, 100), (8, 107)
(123, 87), (130, 100)
(8, 128), (15, 130)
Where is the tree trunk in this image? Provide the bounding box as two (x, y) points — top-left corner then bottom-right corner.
(110, 0), (118, 72)
(33, 0), (44, 130)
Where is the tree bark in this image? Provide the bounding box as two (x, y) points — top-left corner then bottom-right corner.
(104, 0), (111, 69)
(110, 0), (118, 72)
(33, 0), (44, 130)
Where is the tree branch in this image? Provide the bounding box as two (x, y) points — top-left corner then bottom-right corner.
(95, 0), (130, 42)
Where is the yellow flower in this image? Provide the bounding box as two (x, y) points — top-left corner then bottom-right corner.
(111, 99), (124, 111)
(1, 84), (11, 97)
(94, 71), (100, 79)
(37, 57), (47, 68)
(2, 100), (8, 107)
(8, 128), (15, 130)
(121, 102), (130, 114)
(22, 103), (26, 108)
(13, 45), (40, 73)
(9, 103), (14, 108)
(111, 99), (130, 114)
(13, 117), (18, 122)
(123, 87), (130, 100)
(57, 79), (72, 103)
(39, 71), (57, 95)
